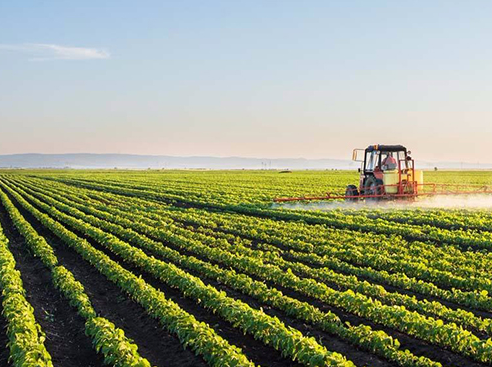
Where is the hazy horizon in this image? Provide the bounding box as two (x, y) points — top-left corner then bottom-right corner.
(2, 1), (492, 163)
(1, 152), (489, 170)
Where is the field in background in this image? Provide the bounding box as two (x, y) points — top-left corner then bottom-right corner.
(1, 170), (492, 367)
(9, 169), (492, 204)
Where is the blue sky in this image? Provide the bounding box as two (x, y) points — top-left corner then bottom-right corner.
(1, 1), (491, 162)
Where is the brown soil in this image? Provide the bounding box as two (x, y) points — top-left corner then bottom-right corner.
(0, 207), (104, 367)
(11, 189), (301, 367)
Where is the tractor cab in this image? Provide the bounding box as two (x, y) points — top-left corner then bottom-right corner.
(347, 144), (420, 201)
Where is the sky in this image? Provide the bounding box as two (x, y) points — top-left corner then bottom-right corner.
(1, 1), (492, 163)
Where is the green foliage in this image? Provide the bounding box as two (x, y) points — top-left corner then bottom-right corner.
(0, 219), (53, 366)
(0, 188), (153, 367)
(0, 182), (258, 367)
(3, 169), (492, 367)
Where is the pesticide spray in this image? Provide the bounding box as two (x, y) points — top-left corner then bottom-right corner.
(272, 194), (492, 211)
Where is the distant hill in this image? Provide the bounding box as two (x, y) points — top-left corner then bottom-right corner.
(0, 153), (490, 170)
(0, 153), (357, 169)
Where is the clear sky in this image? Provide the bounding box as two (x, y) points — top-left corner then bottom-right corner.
(1, 1), (491, 162)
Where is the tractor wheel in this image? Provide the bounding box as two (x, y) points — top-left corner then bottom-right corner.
(364, 176), (384, 202)
(345, 185), (359, 202)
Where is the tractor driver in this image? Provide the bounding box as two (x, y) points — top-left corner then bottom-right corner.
(382, 153), (397, 171)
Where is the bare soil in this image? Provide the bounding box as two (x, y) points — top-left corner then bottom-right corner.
(0, 206), (104, 367)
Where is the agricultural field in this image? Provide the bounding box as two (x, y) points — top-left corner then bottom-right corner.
(2, 169), (492, 367)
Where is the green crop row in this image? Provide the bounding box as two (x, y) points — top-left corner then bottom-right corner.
(31, 174), (492, 290)
(17, 175), (490, 283)
(5, 182), (356, 367)
(14, 177), (441, 367)
(22, 178), (491, 338)
(0, 187), (154, 367)
(0, 219), (53, 367)
(0, 180), (258, 367)
(24, 175), (491, 314)
(7, 179), (491, 364)
(340, 207), (492, 233)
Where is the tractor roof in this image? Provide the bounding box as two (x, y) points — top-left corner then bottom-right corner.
(365, 144), (407, 152)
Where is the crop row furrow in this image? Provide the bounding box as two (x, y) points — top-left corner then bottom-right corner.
(19, 177), (492, 338)
(0, 179), (259, 367)
(12, 177), (444, 367)
(0, 179), (355, 367)
(7, 179), (492, 365)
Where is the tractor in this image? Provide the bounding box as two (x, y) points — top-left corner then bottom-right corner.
(273, 144), (492, 203)
(345, 144), (421, 202)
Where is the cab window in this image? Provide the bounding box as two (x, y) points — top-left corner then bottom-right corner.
(365, 151), (379, 171)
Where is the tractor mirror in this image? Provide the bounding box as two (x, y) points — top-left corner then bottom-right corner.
(352, 149), (365, 162)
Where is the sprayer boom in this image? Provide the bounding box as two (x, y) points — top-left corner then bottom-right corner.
(273, 183), (492, 203)
(273, 144), (492, 204)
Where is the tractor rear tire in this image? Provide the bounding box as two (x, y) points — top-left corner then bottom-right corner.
(364, 176), (384, 202)
(345, 185), (359, 202)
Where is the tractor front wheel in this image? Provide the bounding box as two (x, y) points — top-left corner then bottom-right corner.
(364, 176), (384, 202)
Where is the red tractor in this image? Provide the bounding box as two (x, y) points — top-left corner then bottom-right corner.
(344, 144), (420, 202)
(273, 144), (492, 203)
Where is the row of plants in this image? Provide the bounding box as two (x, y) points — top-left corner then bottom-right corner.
(0, 187), (154, 367)
(14, 178), (443, 367)
(0, 218), (53, 366)
(17, 176), (492, 319)
(8, 180), (492, 365)
(40, 171), (351, 206)
(20, 174), (492, 334)
(140, 204), (492, 306)
(20, 175), (492, 286)
(0, 179), (356, 367)
(30, 176), (492, 310)
(38, 173), (492, 287)
(341, 207), (492, 233)
(162, 207), (492, 294)
(23, 179), (492, 338)
(34, 175), (492, 286)
(0, 180), (258, 367)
